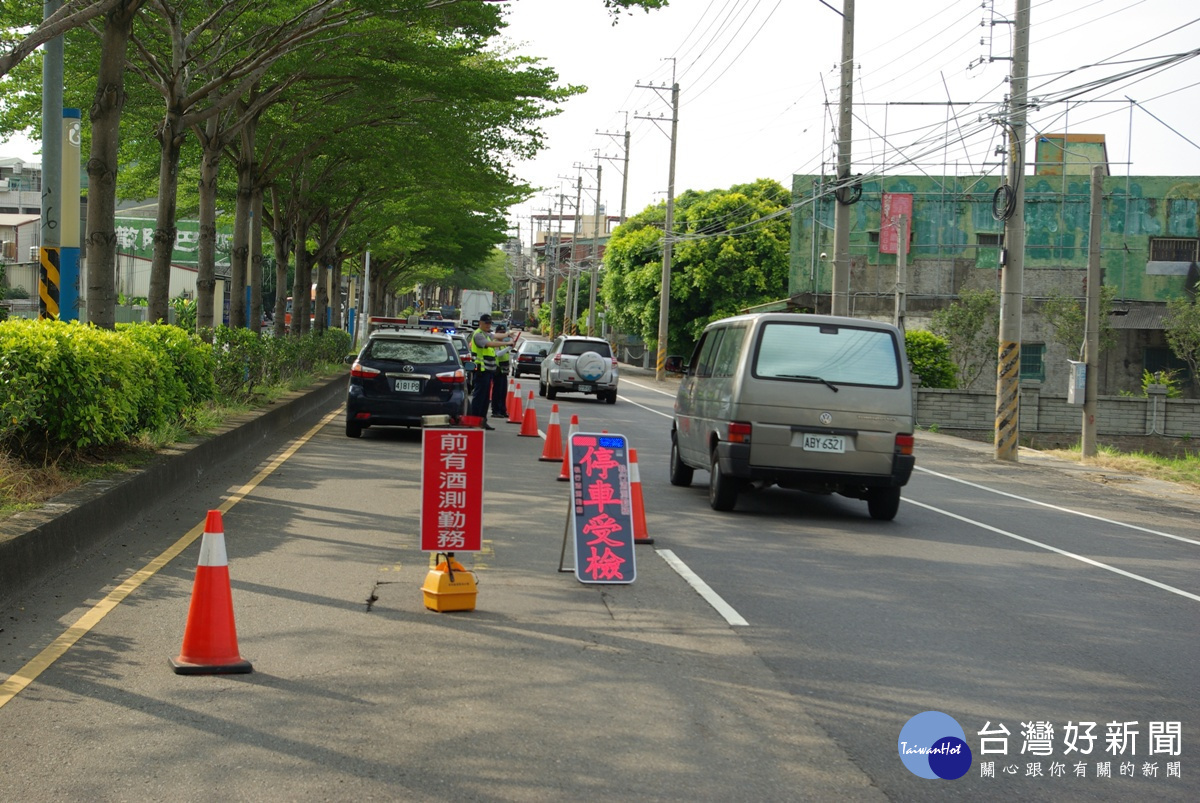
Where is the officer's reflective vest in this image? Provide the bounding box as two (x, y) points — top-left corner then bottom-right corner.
(470, 328), (497, 371)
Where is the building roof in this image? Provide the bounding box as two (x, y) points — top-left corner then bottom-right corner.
(0, 213), (40, 227)
(1109, 304), (1167, 330)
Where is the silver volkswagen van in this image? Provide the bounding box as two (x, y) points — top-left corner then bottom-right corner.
(669, 313), (914, 520)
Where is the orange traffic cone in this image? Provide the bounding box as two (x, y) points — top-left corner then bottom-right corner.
(557, 414), (580, 481)
(629, 448), (653, 545)
(507, 381), (524, 424)
(539, 404), (564, 462)
(170, 510), (253, 675)
(504, 376), (515, 416)
(519, 390), (539, 437)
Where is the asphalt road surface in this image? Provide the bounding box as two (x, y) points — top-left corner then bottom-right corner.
(1, 373), (1196, 801)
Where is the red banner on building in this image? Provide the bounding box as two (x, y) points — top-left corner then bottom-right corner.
(569, 432), (636, 584)
(420, 428), (484, 552)
(880, 193), (913, 254)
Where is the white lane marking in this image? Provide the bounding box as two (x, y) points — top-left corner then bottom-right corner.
(618, 395), (673, 419)
(657, 549), (750, 626)
(903, 498), (1200, 604)
(915, 466), (1200, 547)
(622, 377), (680, 398)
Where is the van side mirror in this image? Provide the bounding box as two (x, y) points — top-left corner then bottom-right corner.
(345, 353), (358, 364)
(664, 355), (685, 374)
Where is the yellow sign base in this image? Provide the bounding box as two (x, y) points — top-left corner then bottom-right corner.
(421, 555), (478, 612)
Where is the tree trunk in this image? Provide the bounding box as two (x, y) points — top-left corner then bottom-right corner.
(331, 256), (344, 329)
(292, 231), (312, 337)
(84, 0), (142, 330)
(250, 183), (264, 334)
(229, 152), (251, 329)
(148, 110), (184, 323)
(195, 117), (220, 335)
(269, 187), (290, 337)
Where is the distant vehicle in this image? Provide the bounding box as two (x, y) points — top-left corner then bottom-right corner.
(460, 290), (494, 329)
(511, 336), (550, 378)
(345, 329), (467, 437)
(539, 335), (619, 404)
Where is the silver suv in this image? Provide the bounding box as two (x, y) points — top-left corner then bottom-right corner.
(539, 336), (619, 404)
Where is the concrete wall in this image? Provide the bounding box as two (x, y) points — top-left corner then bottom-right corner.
(916, 384), (1200, 438)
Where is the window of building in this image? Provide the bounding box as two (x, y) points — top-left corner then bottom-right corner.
(1149, 237), (1199, 262)
(1144, 346), (1192, 386)
(977, 232), (1003, 247)
(1020, 343), (1045, 381)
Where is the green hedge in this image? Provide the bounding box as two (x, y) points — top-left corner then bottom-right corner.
(0, 320), (350, 457)
(0, 319), (196, 454)
(210, 326), (351, 400)
(905, 329), (957, 389)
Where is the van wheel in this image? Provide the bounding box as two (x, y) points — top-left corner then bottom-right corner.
(669, 436), (693, 487)
(866, 487), (901, 521)
(709, 447), (739, 511)
(346, 419), (363, 439)
(603, 389), (617, 404)
(539, 379), (547, 397)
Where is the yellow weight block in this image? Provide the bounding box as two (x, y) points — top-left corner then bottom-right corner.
(421, 555), (478, 612)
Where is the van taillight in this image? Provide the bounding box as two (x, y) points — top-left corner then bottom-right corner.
(729, 422), (752, 443)
(350, 361), (380, 379)
(436, 369), (466, 384)
(895, 434), (914, 455)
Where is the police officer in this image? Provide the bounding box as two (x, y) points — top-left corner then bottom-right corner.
(493, 325), (512, 419)
(469, 314), (514, 430)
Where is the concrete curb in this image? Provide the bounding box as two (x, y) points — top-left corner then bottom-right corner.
(0, 373), (347, 608)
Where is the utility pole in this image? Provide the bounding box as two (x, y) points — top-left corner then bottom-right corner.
(598, 119), (631, 223)
(1082, 165), (1103, 458)
(994, 0), (1030, 462)
(39, 0), (63, 321)
(551, 196), (565, 337)
(589, 162), (602, 336)
(636, 70), (679, 380)
(894, 213), (907, 333)
(830, 0), (855, 317)
(569, 175), (583, 334)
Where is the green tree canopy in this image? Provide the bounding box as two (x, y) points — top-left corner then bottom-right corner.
(601, 178), (791, 355)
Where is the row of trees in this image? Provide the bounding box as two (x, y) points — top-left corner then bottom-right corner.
(0, 0), (665, 336)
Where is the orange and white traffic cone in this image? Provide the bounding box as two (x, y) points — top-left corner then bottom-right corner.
(170, 510), (253, 675)
(507, 381), (524, 424)
(539, 404), (564, 462)
(505, 376), (515, 417)
(557, 414), (580, 481)
(629, 448), (653, 545)
(519, 390), (539, 437)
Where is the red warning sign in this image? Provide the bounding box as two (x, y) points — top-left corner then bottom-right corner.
(420, 428), (484, 552)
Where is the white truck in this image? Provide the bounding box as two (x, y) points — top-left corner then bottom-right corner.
(460, 290), (494, 329)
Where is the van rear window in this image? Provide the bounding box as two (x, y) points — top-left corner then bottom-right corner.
(753, 322), (901, 387)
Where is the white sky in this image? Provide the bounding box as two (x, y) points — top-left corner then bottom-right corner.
(500, 0), (1200, 242)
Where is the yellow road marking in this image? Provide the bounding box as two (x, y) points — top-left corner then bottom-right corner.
(0, 409), (341, 709)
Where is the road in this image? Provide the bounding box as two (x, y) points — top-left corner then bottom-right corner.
(0, 373), (1196, 801)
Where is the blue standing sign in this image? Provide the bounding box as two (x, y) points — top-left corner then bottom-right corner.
(569, 432), (636, 584)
